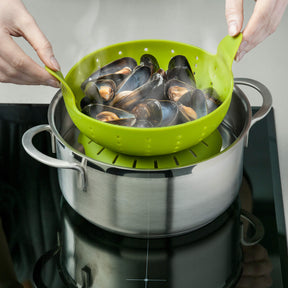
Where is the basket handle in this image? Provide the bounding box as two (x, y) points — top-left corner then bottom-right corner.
(22, 124), (87, 191)
(217, 34), (242, 68)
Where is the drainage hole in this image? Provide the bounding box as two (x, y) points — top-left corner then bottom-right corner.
(112, 154), (119, 164)
(201, 141), (208, 147)
(97, 147), (105, 155)
(173, 156), (179, 166)
(189, 149), (197, 158)
(133, 160), (137, 168)
(154, 160), (158, 169)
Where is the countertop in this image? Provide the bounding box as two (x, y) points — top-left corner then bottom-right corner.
(0, 0), (287, 240)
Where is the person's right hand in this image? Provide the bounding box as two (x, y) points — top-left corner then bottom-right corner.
(226, 0), (288, 62)
(0, 0), (60, 87)
(236, 244), (273, 288)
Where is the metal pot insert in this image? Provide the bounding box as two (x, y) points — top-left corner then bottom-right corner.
(22, 78), (272, 238)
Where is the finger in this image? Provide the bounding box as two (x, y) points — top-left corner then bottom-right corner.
(236, 0), (288, 61)
(236, 275), (273, 287)
(0, 32), (59, 86)
(225, 0), (244, 36)
(242, 244), (269, 263)
(0, 56), (58, 86)
(242, 259), (273, 277)
(20, 16), (61, 71)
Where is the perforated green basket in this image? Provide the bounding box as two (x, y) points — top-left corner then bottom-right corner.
(50, 34), (242, 156)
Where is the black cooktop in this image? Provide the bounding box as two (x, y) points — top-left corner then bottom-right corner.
(0, 104), (286, 288)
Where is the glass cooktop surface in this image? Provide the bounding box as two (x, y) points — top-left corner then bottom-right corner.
(0, 104), (286, 288)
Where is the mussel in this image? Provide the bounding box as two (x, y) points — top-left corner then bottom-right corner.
(82, 104), (136, 126)
(109, 65), (152, 111)
(203, 87), (222, 113)
(132, 99), (162, 127)
(81, 57), (137, 90)
(116, 65), (151, 94)
(158, 100), (180, 126)
(167, 55), (196, 87)
(165, 79), (196, 102)
(83, 79), (116, 104)
(177, 89), (208, 122)
(140, 54), (160, 74)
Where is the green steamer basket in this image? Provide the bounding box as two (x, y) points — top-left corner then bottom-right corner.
(47, 34), (242, 156)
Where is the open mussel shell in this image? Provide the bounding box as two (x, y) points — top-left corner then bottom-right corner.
(203, 87), (222, 113)
(167, 55), (195, 86)
(158, 100), (180, 127)
(132, 99), (162, 127)
(116, 65), (151, 94)
(83, 79), (116, 105)
(168, 55), (193, 72)
(165, 79), (196, 102)
(177, 89), (208, 122)
(82, 104), (136, 127)
(81, 57), (137, 90)
(140, 54), (160, 74)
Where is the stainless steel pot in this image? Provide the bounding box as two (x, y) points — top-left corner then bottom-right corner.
(22, 78), (272, 238)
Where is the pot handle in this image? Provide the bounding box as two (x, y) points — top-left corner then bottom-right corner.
(234, 78), (272, 128)
(240, 209), (265, 246)
(22, 124), (87, 191)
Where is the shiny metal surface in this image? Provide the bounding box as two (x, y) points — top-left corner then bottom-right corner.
(59, 201), (242, 288)
(22, 78), (272, 238)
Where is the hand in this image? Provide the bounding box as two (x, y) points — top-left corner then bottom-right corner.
(236, 244), (273, 288)
(225, 0), (288, 61)
(0, 0), (60, 87)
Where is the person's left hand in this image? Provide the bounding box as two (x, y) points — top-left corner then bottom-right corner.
(0, 0), (60, 87)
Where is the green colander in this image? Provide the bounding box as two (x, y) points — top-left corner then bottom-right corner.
(47, 34), (242, 156)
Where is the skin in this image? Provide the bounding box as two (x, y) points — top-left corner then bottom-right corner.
(0, 0), (60, 87)
(226, 0), (288, 61)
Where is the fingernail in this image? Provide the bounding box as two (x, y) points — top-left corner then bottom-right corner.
(47, 79), (61, 88)
(50, 56), (61, 71)
(228, 22), (238, 36)
(236, 51), (246, 62)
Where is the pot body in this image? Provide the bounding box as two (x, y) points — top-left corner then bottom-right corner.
(22, 78), (272, 238)
(56, 134), (244, 238)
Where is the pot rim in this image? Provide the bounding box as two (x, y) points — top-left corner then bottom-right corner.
(47, 84), (252, 172)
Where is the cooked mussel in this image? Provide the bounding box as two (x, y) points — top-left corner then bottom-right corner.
(203, 87), (222, 113)
(165, 79), (196, 102)
(140, 54), (160, 74)
(158, 100), (180, 126)
(116, 65), (151, 94)
(132, 99), (162, 126)
(81, 57), (137, 90)
(167, 55), (196, 87)
(178, 89), (208, 122)
(82, 104), (136, 126)
(83, 79), (116, 105)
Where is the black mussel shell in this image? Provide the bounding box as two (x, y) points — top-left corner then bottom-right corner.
(140, 54), (160, 74)
(203, 87), (222, 113)
(81, 57), (137, 90)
